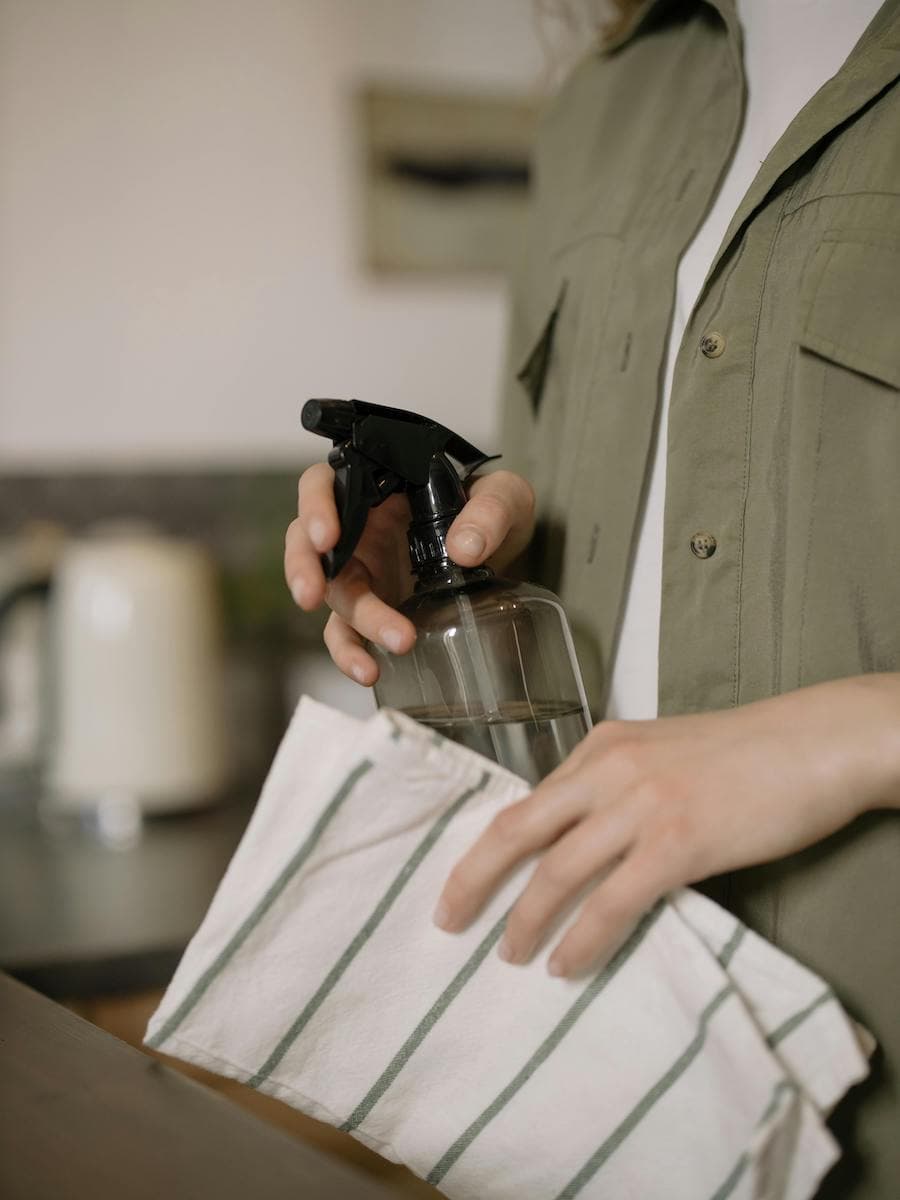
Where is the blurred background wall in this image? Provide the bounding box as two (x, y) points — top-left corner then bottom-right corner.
(0, 0), (552, 466)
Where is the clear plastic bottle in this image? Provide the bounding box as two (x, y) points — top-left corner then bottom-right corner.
(301, 397), (592, 783)
(371, 563), (591, 784)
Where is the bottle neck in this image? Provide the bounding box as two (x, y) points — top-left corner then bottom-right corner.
(406, 452), (492, 590)
(413, 556), (494, 593)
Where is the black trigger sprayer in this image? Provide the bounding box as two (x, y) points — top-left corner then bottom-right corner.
(301, 398), (497, 580)
(301, 398), (591, 783)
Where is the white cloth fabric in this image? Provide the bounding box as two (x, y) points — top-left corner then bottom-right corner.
(606, 0), (885, 720)
(146, 699), (870, 1199)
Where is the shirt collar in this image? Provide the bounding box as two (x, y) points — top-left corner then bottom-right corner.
(600, 0), (737, 55)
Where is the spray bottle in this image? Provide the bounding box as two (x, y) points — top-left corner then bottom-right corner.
(301, 398), (591, 783)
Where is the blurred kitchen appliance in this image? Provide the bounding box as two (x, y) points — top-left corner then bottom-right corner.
(0, 524), (62, 790)
(47, 525), (229, 816)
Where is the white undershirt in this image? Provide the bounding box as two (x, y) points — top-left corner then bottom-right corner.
(604, 0), (883, 720)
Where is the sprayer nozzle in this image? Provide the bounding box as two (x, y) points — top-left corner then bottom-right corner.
(301, 399), (323, 432)
(301, 398), (357, 442)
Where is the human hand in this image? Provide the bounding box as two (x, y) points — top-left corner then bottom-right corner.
(284, 465), (535, 685)
(433, 674), (900, 976)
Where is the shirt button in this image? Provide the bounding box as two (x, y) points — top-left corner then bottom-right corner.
(690, 531), (717, 559)
(700, 331), (726, 358)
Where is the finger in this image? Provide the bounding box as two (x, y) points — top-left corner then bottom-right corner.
(433, 774), (593, 933)
(323, 612), (379, 686)
(298, 463), (341, 552)
(446, 471), (535, 568)
(499, 804), (637, 964)
(547, 849), (669, 978)
(325, 556), (416, 654)
(284, 517), (327, 610)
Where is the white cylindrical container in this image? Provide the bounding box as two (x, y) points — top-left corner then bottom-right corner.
(48, 526), (229, 815)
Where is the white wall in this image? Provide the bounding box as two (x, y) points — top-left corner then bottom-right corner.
(0, 0), (550, 470)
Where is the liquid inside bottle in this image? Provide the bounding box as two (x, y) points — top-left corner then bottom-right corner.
(403, 700), (589, 786)
(372, 565), (592, 783)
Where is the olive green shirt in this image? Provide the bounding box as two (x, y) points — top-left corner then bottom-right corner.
(501, 1), (900, 1194)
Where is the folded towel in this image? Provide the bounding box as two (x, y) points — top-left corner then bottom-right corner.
(146, 698), (871, 1200)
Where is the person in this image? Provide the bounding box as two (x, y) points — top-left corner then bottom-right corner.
(285, 1), (900, 1194)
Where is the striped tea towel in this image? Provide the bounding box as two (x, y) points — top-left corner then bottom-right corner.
(145, 698), (871, 1200)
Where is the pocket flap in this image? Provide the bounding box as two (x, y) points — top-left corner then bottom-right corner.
(516, 281), (568, 415)
(800, 232), (900, 390)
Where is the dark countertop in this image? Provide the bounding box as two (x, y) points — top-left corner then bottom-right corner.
(0, 972), (394, 1200)
(0, 787), (254, 998)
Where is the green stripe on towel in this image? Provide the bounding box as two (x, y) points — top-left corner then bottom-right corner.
(706, 1080), (798, 1200)
(708, 1146), (751, 1200)
(716, 922), (746, 969)
(146, 758), (374, 1050)
(554, 983), (735, 1200)
(247, 770), (492, 1089)
(767, 988), (834, 1048)
(426, 903), (665, 1187)
(708, 990), (836, 1200)
(341, 911), (510, 1134)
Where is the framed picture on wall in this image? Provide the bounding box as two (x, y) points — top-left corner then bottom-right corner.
(357, 84), (537, 275)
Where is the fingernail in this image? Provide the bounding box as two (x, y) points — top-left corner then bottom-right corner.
(380, 627), (405, 654)
(548, 954), (565, 977)
(453, 527), (486, 560)
(308, 518), (327, 551)
(498, 936), (517, 964)
(433, 901), (453, 930)
(290, 578), (308, 607)
(351, 662), (369, 685)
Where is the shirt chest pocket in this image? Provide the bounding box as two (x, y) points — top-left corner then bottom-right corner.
(513, 234), (623, 519)
(788, 227), (900, 685)
(799, 229), (900, 392)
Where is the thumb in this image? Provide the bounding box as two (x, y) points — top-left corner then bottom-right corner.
(446, 470), (535, 570)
